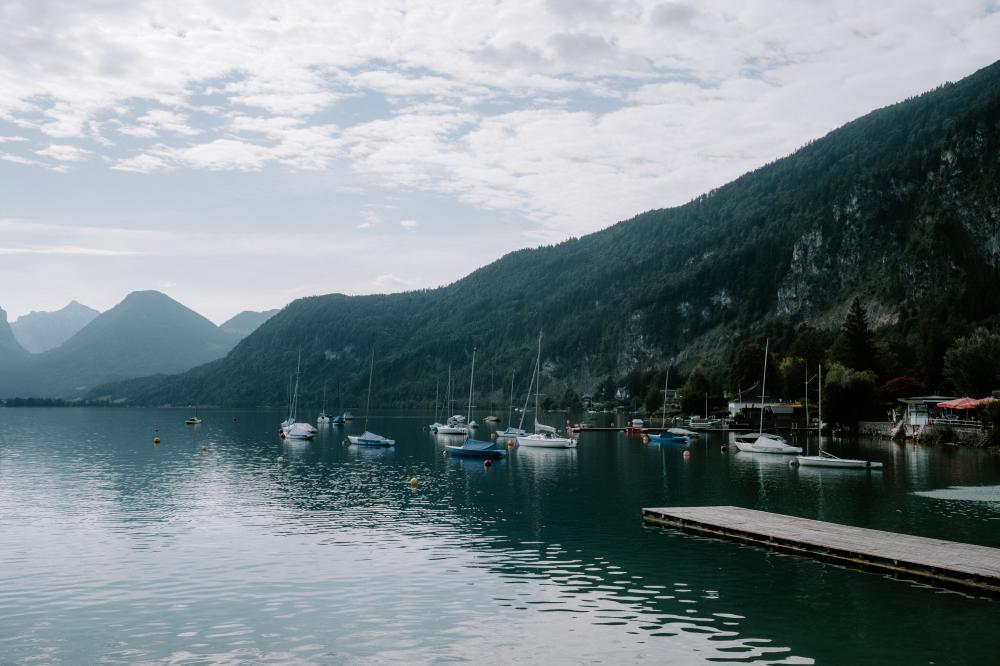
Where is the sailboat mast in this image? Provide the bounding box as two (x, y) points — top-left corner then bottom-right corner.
(447, 364), (452, 416)
(518, 356), (536, 430)
(363, 348), (374, 430)
(508, 369), (515, 424)
(434, 378), (440, 423)
(759, 339), (769, 435)
(661, 367), (669, 428)
(818, 363), (823, 437)
(534, 332), (542, 431)
(467, 347), (477, 423)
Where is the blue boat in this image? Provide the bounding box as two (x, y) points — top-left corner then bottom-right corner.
(495, 426), (527, 440)
(332, 415), (346, 426)
(647, 432), (689, 444)
(445, 438), (507, 458)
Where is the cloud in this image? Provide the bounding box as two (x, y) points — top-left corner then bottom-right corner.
(650, 3), (698, 27)
(399, 219), (418, 229)
(36, 144), (91, 162)
(0, 0), (998, 313)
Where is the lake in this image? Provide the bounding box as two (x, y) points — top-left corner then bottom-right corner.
(1, 407), (999, 664)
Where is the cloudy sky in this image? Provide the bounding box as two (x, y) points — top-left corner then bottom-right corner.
(1, 1), (998, 323)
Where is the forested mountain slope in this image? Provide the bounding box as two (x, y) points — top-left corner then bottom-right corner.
(96, 59), (1000, 408)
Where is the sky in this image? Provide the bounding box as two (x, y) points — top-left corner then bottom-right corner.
(1, 1), (998, 324)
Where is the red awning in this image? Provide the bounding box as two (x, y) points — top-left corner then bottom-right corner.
(936, 397), (979, 410)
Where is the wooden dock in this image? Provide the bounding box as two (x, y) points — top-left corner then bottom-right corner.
(642, 506), (1000, 594)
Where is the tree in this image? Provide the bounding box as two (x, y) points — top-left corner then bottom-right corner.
(730, 343), (773, 394)
(831, 297), (879, 373)
(594, 376), (616, 402)
(823, 362), (878, 432)
(943, 328), (1000, 396)
(644, 385), (663, 414)
(680, 365), (710, 415)
(778, 356), (808, 400)
(790, 326), (825, 370)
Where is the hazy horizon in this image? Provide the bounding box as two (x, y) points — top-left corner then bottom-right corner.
(2, 1), (998, 322)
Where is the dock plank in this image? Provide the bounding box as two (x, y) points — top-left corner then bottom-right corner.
(642, 506), (1000, 593)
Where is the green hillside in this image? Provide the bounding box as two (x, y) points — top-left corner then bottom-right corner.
(96, 59), (1000, 409)
(0, 291), (241, 398)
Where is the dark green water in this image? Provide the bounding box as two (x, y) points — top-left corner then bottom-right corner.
(1, 407), (999, 664)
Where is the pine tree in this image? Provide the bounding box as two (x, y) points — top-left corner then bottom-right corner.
(831, 297), (879, 373)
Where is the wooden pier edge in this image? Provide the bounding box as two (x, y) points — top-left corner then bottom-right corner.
(642, 506), (1000, 595)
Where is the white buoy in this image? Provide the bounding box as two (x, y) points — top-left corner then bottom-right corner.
(409, 477), (419, 487)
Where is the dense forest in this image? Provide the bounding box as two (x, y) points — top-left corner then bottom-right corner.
(92, 59), (1000, 424)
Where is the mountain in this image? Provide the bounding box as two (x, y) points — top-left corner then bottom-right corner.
(11, 300), (100, 353)
(0, 291), (241, 398)
(98, 59), (1000, 407)
(0, 307), (28, 371)
(220, 309), (279, 337)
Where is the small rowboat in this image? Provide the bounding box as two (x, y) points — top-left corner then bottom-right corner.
(796, 451), (882, 469)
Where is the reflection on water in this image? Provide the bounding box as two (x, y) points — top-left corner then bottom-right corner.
(1, 408), (999, 664)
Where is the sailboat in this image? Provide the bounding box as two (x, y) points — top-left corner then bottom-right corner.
(496, 368), (527, 440)
(280, 354), (318, 440)
(647, 368), (686, 443)
(516, 333), (577, 449)
(437, 365), (469, 435)
(447, 346), (507, 458)
(797, 364), (881, 468)
(732, 339), (800, 454)
(347, 350), (395, 447)
(332, 384), (346, 425)
(185, 405), (202, 425)
(317, 385), (332, 424)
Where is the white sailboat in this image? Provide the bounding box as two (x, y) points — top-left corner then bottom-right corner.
(317, 385), (331, 424)
(733, 339), (800, 454)
(516, 332), (577, 449)
(797, 364), (881, 468)
(347, 349), (395, 447)
(281, 354), (317, 440)
(436, 365), (469, 435)
(496, 368), (527, 440)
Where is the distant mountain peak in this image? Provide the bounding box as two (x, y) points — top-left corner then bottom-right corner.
(10, 300), (100, 354)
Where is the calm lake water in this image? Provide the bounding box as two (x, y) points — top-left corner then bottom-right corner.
(1, 407), (999, 664)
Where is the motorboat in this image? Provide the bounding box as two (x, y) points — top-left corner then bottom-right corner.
(496, 426), (527, 440)
(687, 416), (722, 429)
(625, 418), (646, 434)
(668, 427), (699, 437)
(185, 416), (202, 425)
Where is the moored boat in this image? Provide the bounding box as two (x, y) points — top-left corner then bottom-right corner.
(796, 452), (882, 469)
(347, 349), (393, 447)
(733, 432), (800, 454)
(445, 438), (507, 458)
(347, 430), (395, 447)
(516, 333), (577, 449)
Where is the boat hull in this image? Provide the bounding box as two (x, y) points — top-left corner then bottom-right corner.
(516, 434), (577, 449)
(796, 456), (882, 469)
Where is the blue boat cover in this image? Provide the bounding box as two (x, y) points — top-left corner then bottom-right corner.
(462, 439), (497, 451)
